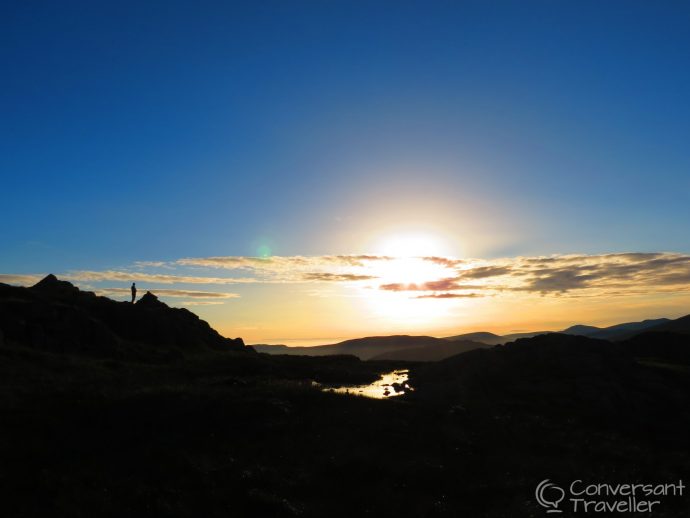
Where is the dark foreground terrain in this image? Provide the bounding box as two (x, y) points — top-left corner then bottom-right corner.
(1, 277), (689, 517)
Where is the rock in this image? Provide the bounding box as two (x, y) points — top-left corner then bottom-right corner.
(135, 291), (166, 308)
(0, 276), (253, 359)
(32, 274), (81, 297)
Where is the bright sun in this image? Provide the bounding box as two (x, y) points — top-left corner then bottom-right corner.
(372, 233), (455, 283)
(355, 233), (465, 328)
(376, 233), (449, 258)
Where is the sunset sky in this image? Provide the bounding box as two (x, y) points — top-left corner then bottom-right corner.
(2, 2), (690, 344)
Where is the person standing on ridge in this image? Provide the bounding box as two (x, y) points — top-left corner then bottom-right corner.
(131, 282), (137, 303)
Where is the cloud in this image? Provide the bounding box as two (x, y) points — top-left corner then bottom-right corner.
(6, 251), (690, 302)
(415, 292), (482, 299)
(380, 278), (483, 292)
(174, 255), (393, 284)
(322, 255), (394, 266)
(457, 265), (512, 279)
(133, 261), (170, 268)
(379, 252), (690, 297)
(65, 270), (259, 285)
(177, 255), (392, 271)
(97, 288), (240, 299)
(522, 269), (598, 292)
(0, 274), (44, 286)
(422, 256), (463, 268)
(509, 253), (690, 294)
(177, 300), (227, 306)
(302, 273), (378, 282)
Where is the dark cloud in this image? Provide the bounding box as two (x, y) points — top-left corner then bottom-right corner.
(458, 266), (512, 279)
(523, 270), (598, 293)
(512, 253), (690, 293)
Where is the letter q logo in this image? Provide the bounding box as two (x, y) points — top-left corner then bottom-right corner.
(535, 479), (564, 513)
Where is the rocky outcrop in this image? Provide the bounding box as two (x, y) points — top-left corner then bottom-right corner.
(0, 275), (250, 359)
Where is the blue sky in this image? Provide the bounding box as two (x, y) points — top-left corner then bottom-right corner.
(3, 2), (690, 341)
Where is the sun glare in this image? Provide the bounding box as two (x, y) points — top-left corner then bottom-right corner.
(376, 233), (449, 258)
(353, 233), (465, 328)
(369, 232), (457, 284)
(375, 257), (450, 285)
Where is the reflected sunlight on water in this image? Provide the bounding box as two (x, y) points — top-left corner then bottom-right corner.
(324, 370), (413, 399)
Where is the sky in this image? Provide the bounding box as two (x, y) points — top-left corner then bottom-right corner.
(2, 1), (690, 344)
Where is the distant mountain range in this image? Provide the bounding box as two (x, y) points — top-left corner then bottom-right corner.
(443, 330), (548, 345)
(561, 318), (671, 340)
(3, 274), (689, 367)
(445, 318), (671, 344)
(253, 336), (459, 361)
(253, 316), (689, 361)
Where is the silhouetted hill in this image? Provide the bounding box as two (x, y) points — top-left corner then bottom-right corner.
(370, 339), (491, 361)
(444, 318), (673, 345)
(444, 331), (502, 344)
(562, 318), (670, 340)
(644, 314), (690, 334)
(2, 290), (690, 517)
(561, 324), (601, 335)
(330, 335), (451, 359)
(622, 331), (690, 365)
(445, 330), (554, 344)
(410, 333), (690, 426)
(253, 335), (451, 360)
(0, 275), (249, 359)
(252, 344), (291, 354)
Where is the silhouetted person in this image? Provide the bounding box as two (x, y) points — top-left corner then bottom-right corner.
(131, 283), (137, 303)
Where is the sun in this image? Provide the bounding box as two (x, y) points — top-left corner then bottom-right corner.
(370, 232), (456, 284)
(376, 233), (449, 258)
(352, 232), (466, 328)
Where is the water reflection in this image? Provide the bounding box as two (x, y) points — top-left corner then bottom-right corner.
(325, 370), (413, 399)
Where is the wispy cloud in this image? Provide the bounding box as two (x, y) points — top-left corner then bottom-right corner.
(380, 279), (483, 292)
(177, 254), (392, 271)
(64, 271), (259, 285)
(457, 265), (512, 279)
(422, 256), (464, 268)
(302, 272), (378, 282)
(0, 274), (44, 286)
(97, 288), (240, 299)
(376, 252), (690, 297)
(4, 252), (690, 301)
(177, 300), (227, 306)
(513, 253), (690, 294)
(415, 292), (482, 299)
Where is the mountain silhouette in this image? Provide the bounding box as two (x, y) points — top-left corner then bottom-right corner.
(443, 331), (503, 344)
(444, 318), (675, 345)
(643, 314), (690, 335)
(444, 330), (551, 345)
(561, 318), (671, 340)
(369, 339), (491, 361)
(255, 335), (450, 360)
(253, 315), (690, 361)
(1, 277), (689, 518)
(0, 275), (249, 359)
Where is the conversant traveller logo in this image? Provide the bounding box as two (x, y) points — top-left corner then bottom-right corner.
(535, 479), (685, 514)
(536, 479), (565, 513)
